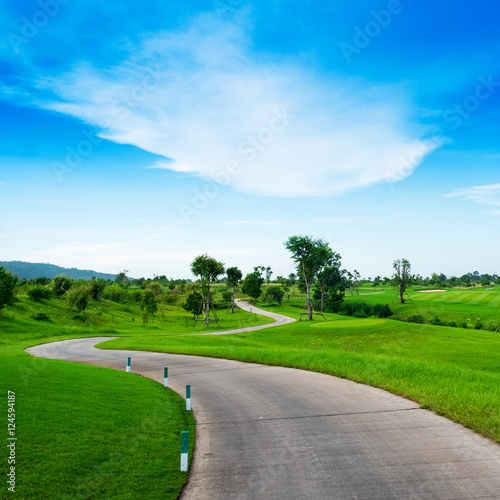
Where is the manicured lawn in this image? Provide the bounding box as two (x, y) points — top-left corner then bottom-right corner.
(0, 295), (270, 499)
(345, 285), (500, 323)
(102, 314), (500, 443)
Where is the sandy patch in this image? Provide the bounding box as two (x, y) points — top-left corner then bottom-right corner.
(417, 289), (446, 293)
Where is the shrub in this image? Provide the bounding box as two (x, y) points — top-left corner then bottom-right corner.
(52, 275), (73, 296)
(182, 291), (203, 317)
(66, 287), (91, 312)
(27, 284), (51, 301)
(353, 310), (368, 318)
(373, 303), (392, 318)
(407, 314), (425, 324)
(102, 285), (128, 303)
(0, 266), (17, 308)
(222, 291), (232, 303)
(430, 316), (442, 326)
(260, 286), (284, 305)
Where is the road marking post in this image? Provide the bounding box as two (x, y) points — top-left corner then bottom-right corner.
(181, 431), (189, 472)
(126, 357), (131, 373)
(164, 367), (168, 387)
(186, 385), (191, 410)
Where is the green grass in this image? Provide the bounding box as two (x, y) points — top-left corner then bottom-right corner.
(101, 313), (500, 443)
(0, 295), (271, 499)
(345, 284), (500, 323)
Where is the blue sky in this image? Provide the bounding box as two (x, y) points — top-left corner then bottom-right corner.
(0, 0), (499, 279)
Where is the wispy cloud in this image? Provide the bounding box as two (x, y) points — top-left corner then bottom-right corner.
(8, 13), (441, 198)
(313, 214), (408, 224)
(445, 183), (500, 208)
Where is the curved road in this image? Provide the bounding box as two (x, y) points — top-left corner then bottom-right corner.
(27, 306), (500, 500)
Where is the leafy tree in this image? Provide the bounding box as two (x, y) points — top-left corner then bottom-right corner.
(392, 258), (413, 303)
(102, 284), (128, 303)
(52, 275), (73, 296)
(277, 276), (291, 299)
(115, 270), (129, 284)
(66, 287), (91, 312)
(288, 273), (297, 295)
(34, 276), (51, 285)
(314, 263), (346, 313)
(284, 235), (335, 320)
(372, 276), (381, 289)
(241, 271), (264, 300)
(89, 278), (106, 300)
(191, 254), (225, 327)
(0, 266), (17, 309)
(264, 266), (273, 287)
(260, 286), (284, 305)
(226, 267), (243, 313)
(351, 269), (362, 294)
(27, 284), (51, 301)
(182, 291), (203, 318)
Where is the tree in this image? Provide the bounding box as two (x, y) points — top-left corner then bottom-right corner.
(351, 269), (362, 295)
(314, 262), (345, 313)
(260, 286), (284, 305)
(115, 270), (129, 284)
(265, 266), (273, 287)
(52, 275), (73, 296)
(226, 267), (243, 313)
(284, 235), (335, 320)
(0, 267), (17, 310)
(182, 291), (203, 318)
(241, 271), (264, 300)
(372, 276), (381, 289)
(277, 276), (291, 300)
(392, 258), (413, 303)
(191, 255), (225, 327)
(89, 278), (106, 300)
(288, 273), (297, 295)
(27, 284), (51, 301)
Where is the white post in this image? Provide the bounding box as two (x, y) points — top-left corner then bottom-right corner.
(186, 385), (191, 411)
(181, 431), (189, 472)
(164, 367), (168, 388)
(126, 357), (131, 373)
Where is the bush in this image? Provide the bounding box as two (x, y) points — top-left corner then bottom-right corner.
(222, 291), (232, 303)
(52, 275), (73, 296)
(260, 286), (284, 305)
(429, 316), (442, 326)
(353, 310), (368, 318)
(0, 266), (17, 308)
(373, 303), (392, 318)
(182, 291), (203, 316)
(102, 285), (128, 303)
(27, 284), (52, 301)
(66, 287), (91, 312)
(407, 314), (425, 324)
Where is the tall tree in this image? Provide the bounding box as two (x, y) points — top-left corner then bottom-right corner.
(226, 266), (243, 313)
(284, 235), (334, 320)
(392, 258), (412, 303)
(241, 271), (264, 299)
(191, 255), (225, 327)
(265, 266), (273, 287)
(288, 273), (297, 295)
(0, 267), (17, 310)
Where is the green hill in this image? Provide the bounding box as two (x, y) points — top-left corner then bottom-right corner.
(0, 261), (117, 280)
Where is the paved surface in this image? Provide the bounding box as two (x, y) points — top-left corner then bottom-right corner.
(193, 300), (296, 335)
(27, 335), (500, 500)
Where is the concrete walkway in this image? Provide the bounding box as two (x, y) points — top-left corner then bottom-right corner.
(28, 329), (500, 499)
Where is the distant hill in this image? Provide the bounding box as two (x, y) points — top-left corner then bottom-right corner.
(0, 261), (117, 281)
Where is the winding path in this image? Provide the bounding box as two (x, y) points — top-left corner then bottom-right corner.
(27, 305), (500, 500)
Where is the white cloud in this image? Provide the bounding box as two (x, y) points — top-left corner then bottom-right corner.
(219, 220), (281, 225)
(31, 14), (441, 197)
(445, 183), (500, 208)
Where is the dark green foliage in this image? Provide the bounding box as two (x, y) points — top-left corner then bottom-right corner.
(353, 310), (368, 318)
(222, 291), (232, 302)
(242, 271), (264, 299)
(260, 286), (285, 305)
(102, 284), (128, 303)
(89, 278), (106, 300)
(430, 316), (442, 326)
(373, 303), (392, 318)
(407, 314), (426, 324)
(66, 287), (91, 312)
(34, 276), (52, 285)
(0, 266), (17, 309)
(27, 284), (52, 301)
(52, 275), (73, 296)
(341, 302), (393, 319)
(182, 291), (203, 316)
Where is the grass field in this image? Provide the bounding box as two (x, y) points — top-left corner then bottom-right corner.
(2, 285), (500, 498)
(345, 284), (500, 323)
(0, 295), (271, 499)
(102, 288), (500, 444)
